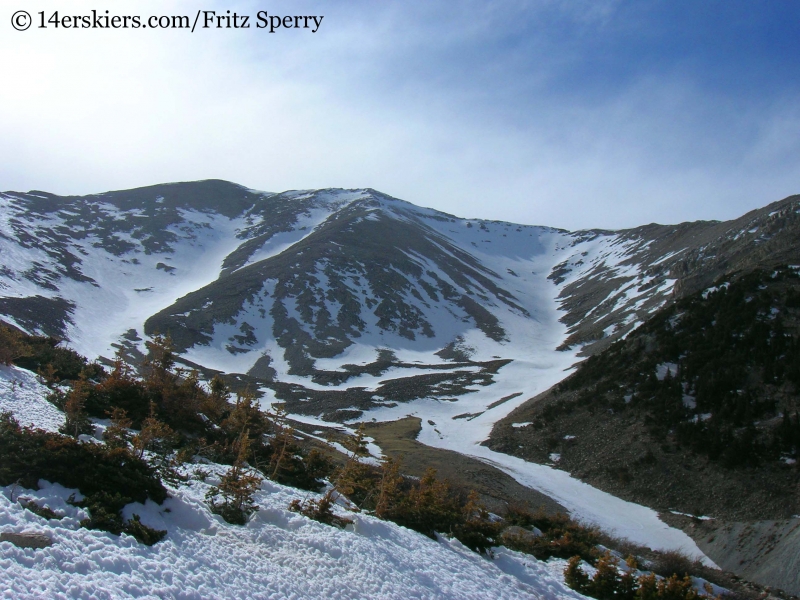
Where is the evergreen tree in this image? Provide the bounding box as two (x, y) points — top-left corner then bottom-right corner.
(103, 407), (133, 450)
(131, 402), (177, 460)
(60, 372), (93, 438)
(206, 430), (263, 524)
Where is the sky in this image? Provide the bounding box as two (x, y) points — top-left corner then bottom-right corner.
(2, 0), (800, 230)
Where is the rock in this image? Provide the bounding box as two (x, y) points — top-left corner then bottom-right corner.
(0, 532), (53, 549)
(500, 525), (542, 546)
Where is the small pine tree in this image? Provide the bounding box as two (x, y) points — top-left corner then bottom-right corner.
(206, 431), (263, 524)
(343, 423), (370, 458)
(145, 333), (176, 375)
(36, 362), (59, 386)
(60, 373), (93, 438)
(268, 406), (295, 480)
(103, 407), (133, 450)
(592, 552), (623, 600)
(332, 425), (376, 509)
(453, 490), (502, 554)
(637, 573), (659, 600)
(658, 574), (701, 600)
(564, 556), (591, 594)
(374, 456), (404, 519)
(619, 556), (639, 600)
(201, 375), (230, 424)
(223, 389), (267, 442)
(288, 489), (354, 529)
(131, 402), (177, 460)
(394, 467), (461, 538)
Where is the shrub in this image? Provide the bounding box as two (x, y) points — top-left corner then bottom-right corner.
(10, 330), (103, 382)
(384, 468), (462, 539)
(0, 413), (167, 536)
(564, 552), (717, 600)
(0, 324), (30, 365)
(289, 490), (353, 529)
(86, 358), (150, 425)
(72, 492), (166, 545)
(452, 491), (503, 554)
(122, 514), (167, 546)
(0, 413), (167, 543)
(649, 550), (700, 580)
(502, 505), (600, 562)
(18, 498), (60, 520)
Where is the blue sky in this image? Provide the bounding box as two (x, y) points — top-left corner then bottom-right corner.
(2, 0), (800, 229)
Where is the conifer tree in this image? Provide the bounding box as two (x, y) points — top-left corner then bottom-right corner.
(201, 375), (230, 424)
(619, 556), (639, 600)
(452, 490), (502, 554)
(60, 372), (93, 438)
(131, 402), (177, 460)
(332, 424), (374, 508)
(394, 467), (461, 538)
(592, 552), (623, 600)
(564, 556), (591, 594)
(374, 456), (404, 519)
(37, 362), (59, 386)
(206, 430), (263, 524)
(268, 405), (296, 480)
(104, 407), (133, 450)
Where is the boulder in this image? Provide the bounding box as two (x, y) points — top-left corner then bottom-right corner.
(0, 532), (53, 549)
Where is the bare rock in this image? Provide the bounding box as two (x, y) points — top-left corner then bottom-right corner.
(0, 532), (53, 549)
(500, 525), (541, 546)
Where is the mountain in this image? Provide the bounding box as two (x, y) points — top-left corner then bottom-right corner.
(2, 180), (799, 592)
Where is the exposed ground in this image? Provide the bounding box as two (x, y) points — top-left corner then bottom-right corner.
(291, 415), (565, 516)
(363, 417), (565, 515)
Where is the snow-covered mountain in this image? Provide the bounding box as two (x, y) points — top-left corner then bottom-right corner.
(2, 180), (799, 563)
(2, 181), (798, 409)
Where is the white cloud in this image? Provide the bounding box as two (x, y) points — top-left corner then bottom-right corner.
(1, 0), (798, 230)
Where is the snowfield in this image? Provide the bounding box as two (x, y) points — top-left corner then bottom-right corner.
(0, 364), (63, 433)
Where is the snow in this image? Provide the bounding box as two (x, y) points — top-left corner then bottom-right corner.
(4, 478), (591, 599)
(655, 363), (678, 381)
(416, 423), (716, 565)
(235, 207), (336, 272)
(0, 365), (63, 432)
(702, 282), (729, 299)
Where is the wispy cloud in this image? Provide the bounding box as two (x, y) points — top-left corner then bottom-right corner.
(2, 0), (799, 229)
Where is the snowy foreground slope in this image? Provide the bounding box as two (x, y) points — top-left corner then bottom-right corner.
(0, 480), (586, 600)
(0, 365), (587, 600)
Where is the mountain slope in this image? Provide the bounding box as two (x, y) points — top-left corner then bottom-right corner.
(488, 265), (800, 594)
(2, 180), (799, 576)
